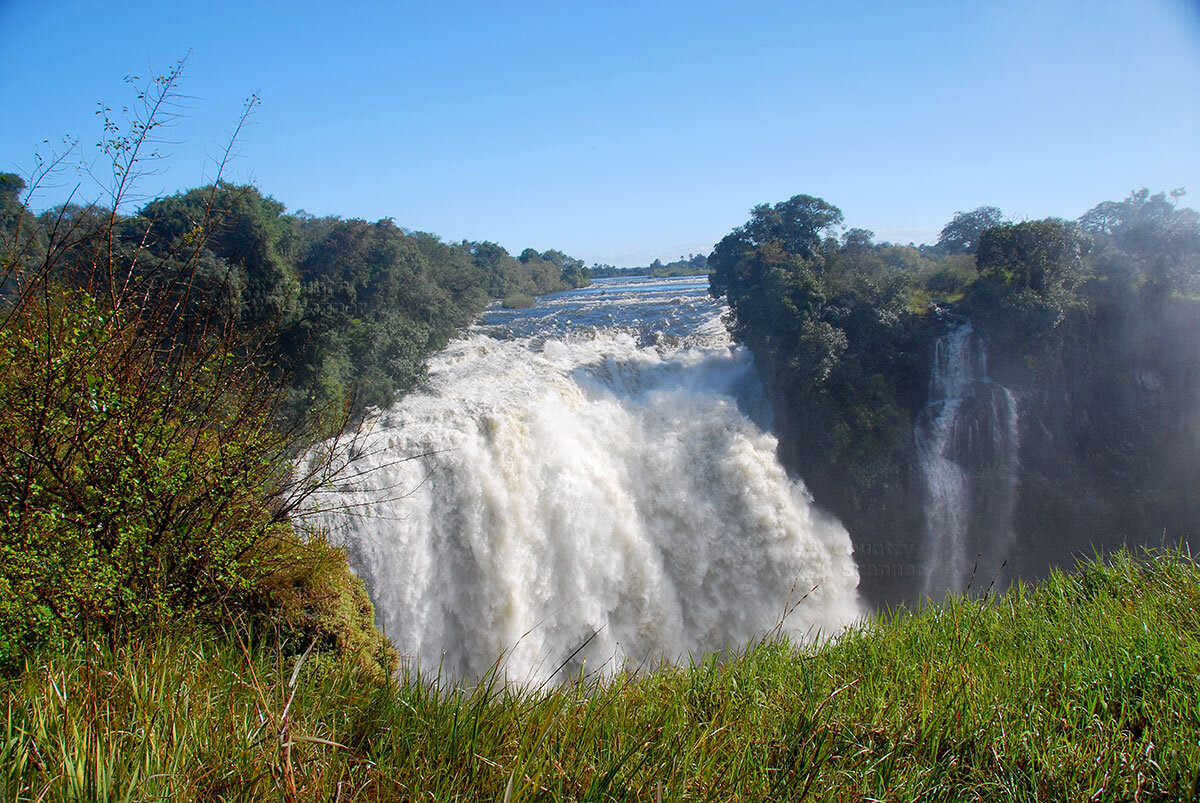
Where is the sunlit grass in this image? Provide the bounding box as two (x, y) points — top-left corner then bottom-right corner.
(907, 287), (966, 316)
(4, 548), (1200, 800)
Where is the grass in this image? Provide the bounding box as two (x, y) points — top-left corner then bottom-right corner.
(907, 286), (966, 316)
(4, 548), (1200, 801)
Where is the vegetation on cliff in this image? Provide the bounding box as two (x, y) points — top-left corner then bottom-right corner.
(707, 195), (933, 492)
(707, 189), (1200, 603)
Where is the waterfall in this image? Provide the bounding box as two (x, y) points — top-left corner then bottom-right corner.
(916, 321), (1020, 597)
(302, 313), (861, 684)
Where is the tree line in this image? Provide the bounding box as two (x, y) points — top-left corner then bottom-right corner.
(1, 175), (590, 422)
(708, 189), (1200, 489)
(588, 253), (709, 278)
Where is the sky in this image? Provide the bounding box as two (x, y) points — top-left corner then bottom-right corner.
(2, 0), (1198, 267)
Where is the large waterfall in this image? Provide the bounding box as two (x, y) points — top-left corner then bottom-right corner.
(302, 278), (861, 684)
(916, 321), (1020, 597)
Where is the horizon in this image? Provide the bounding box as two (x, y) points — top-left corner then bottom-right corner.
(2, 0), (1198, 267)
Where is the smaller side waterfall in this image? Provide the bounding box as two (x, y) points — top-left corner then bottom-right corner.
(915, 322), (1020, 597)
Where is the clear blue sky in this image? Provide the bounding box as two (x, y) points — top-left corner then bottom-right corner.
(2, 0), (1198, 267)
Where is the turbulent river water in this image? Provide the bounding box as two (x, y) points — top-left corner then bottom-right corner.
(304, 276), (862, 684)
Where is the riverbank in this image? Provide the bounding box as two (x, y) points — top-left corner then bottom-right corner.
(5, 548), (1197, 800)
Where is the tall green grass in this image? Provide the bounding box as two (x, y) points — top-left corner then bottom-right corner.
(4, 549), (1200, 801)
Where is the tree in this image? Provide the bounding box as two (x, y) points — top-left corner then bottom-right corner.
(1, 174), (47, 292)
(708, 196), (843, 373)
(708, 193), (924, 491)
(741, 194), (844, 259)
(0, 174), (23, 226)
(286, 218), (436, 412)
(966, 219), (1086, 354)
(1079, 189), (1200, 295)
(560, 256), (589, 288)
(470, 240), (520, 297)
(937, 206), (1007, 254)
(709, 195), (842, 309)
(841, 228), (874, 251)
(0, 61), (396, 674)
(136, 184), (301, 327)
(976, 218), (1083, 297)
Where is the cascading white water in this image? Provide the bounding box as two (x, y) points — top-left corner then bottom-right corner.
(302, 281), (861, 684)
(916, 321), (1020, 596)
(916, 323), (974, 594)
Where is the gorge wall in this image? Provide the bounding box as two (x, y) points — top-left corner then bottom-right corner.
(769, 296), (1200, 608)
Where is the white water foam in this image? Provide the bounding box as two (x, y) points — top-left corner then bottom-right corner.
(303, 318), (861, 684)
(917, 322), (1020, 596)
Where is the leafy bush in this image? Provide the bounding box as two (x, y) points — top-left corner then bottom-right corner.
(920, 252), (977, 297)
(501, 292), (534, 309)
(0, 280), (399, 671)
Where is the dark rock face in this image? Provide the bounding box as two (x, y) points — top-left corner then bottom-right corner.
(771, 396), (926, 610)
(768, 298), (1200, 611)
(1006, 300), (1200, 581)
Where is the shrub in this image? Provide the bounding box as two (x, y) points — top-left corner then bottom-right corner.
(501, 292), (535, 309)
(0, 281), (376, 668)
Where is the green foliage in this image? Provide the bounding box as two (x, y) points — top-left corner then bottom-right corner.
(501, 292), (534, 309)
(469, 241), (591, 299)
(709, 195), (926, 489)
(743, 194), (844, 258)
(587, 254), (708, 279)
(542, 248), (590, 289)
(963, 194), (1200, 366)
(975, 217), (1085, 297)
(9, 179), (589, 425)
(586, 263), (642, 278)
(0, 68), (404, 677)
(649, 253), (708, 277)
(935, 205), (1007, 254)
(285, 219), (441, 412)
(1, 174), (50, 293)
(135, 184), (301, 327)
(257, 531), (398, 679)
(0, 174), (27, 252)
(1079, 188), (1200, 297)
(919, 252), (976, 298)
(21, 185), (590, 424)
(0, 284), (309, 664)
(710, 189), (1200, 500)
(3, 549), (1198, 799)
